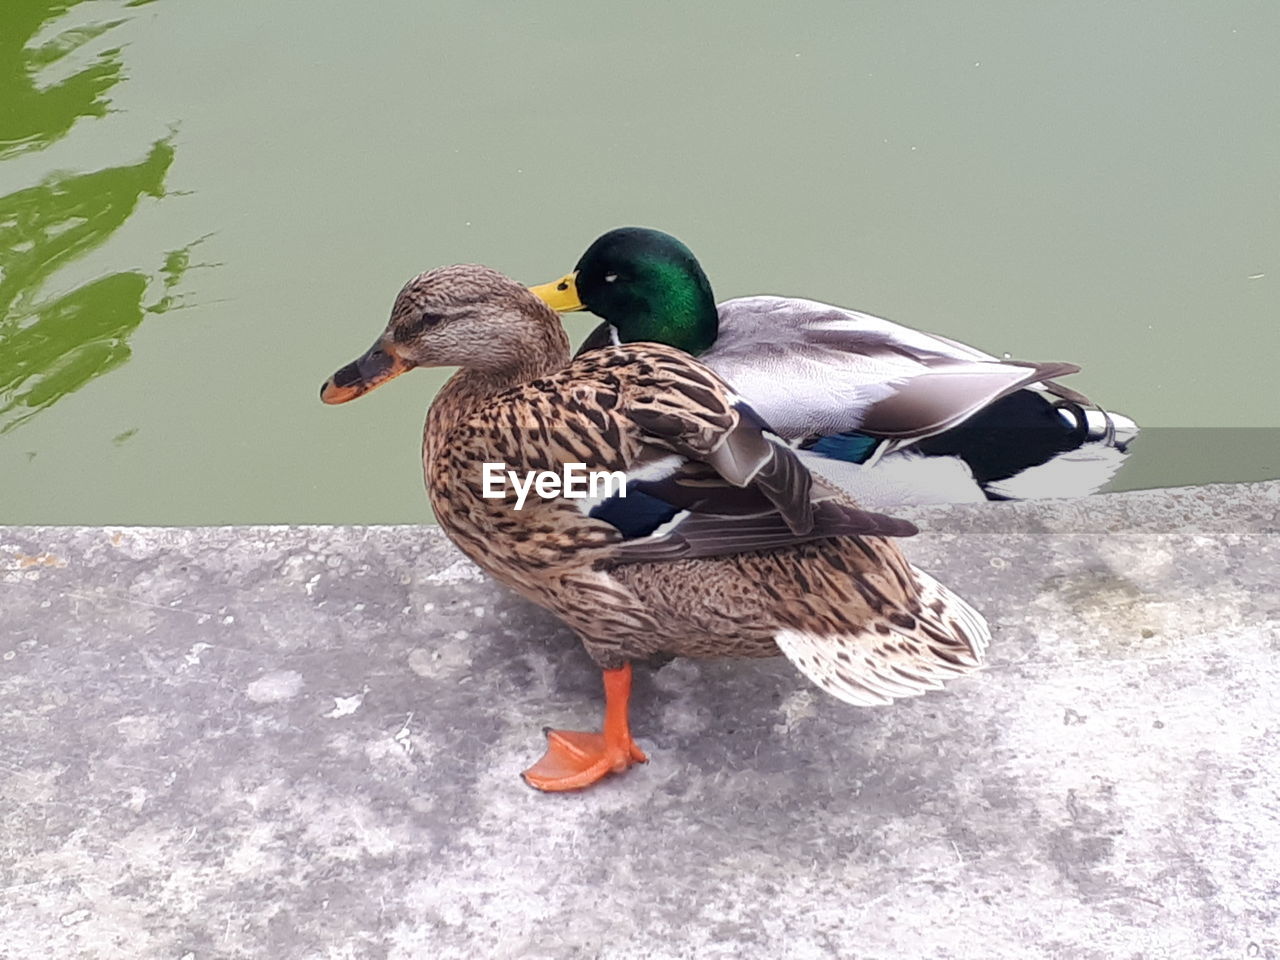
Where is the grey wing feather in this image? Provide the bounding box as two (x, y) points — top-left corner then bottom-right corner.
(704, 296), (1089, 444)
(854, 360), (1081, 440)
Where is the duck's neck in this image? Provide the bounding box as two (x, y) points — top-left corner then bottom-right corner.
(425, 321), (570, 451)
(634, 293), (719, 355)
(620, 262), (720, 355)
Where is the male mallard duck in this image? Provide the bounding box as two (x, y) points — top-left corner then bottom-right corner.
(530, 227), (1138, 506)
(321, 264), (990, 791)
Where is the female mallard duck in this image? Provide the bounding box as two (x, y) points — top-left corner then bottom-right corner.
(530, 227), (1138, 506)
(320, 264), (989, 791)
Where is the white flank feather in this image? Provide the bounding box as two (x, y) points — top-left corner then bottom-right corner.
(797, 448), (987, 508)
(984, 443), (1131, 500)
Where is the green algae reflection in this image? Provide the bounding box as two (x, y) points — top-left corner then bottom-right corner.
(0, 139), (204, 434)
(0, 0), (198, 435)
(0, 0), (128, 160)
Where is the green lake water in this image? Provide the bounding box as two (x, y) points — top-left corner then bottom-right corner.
(1, 0), (1277, 524)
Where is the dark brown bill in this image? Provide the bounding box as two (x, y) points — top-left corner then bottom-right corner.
(320, 340), (414, 404)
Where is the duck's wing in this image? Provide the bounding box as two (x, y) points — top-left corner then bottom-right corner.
(703, 296), (1080, 446)
(574, 344), (917, 565)
(598, 451), (915, 565)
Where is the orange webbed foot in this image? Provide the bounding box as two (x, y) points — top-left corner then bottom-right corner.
(521, 728), (648, 792)
(521, 663), (648, 792)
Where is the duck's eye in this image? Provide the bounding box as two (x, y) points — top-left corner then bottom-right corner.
(394, 313), (439, 342)
(604, 273), (618, 283)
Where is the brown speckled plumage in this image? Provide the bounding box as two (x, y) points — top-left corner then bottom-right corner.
(336, 265), (990, 704)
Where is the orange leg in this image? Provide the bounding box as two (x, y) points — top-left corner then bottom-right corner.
(522, 663), (649, 792)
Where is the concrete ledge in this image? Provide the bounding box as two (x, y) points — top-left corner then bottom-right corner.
(2, 482), (1278, 959)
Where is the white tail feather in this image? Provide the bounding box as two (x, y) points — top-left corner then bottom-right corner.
(775, 565), (990, 707)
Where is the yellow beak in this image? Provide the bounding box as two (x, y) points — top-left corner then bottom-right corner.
(528, 272), (585, 313)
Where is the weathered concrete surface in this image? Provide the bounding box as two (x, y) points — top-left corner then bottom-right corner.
(1, 482), (1278, 960)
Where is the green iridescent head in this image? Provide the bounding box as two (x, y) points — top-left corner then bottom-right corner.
(531, 227), (720, 356)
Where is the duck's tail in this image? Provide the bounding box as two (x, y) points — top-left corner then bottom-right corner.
(979, 399), (1139, 501)
(909, 390), (1139, 501)
(775, 564), (990, 707)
